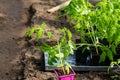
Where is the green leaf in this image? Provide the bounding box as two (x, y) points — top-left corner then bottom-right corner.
(51, 57), (57, 63)
(115, 33), (120, 45)
(107, 50), (113, 61)
(26, 28), (35, 37)
(99, 52), (106, 63)
(55, 53), (64, 58)
(111, 75), (119, 79)
(81, 10), (91, 15)
(111, 44), (117, 55)
(42, 42), (51, 48)
(67, 29), (72, 40)
(65, 62), (72, 74)
(75, 23), (81, 30)
(46, 32), (51, 39)
(68, 40), (76, 54)
(110, 61), (117, 68)
(40, 22), (47, 28)
(107, 26), (116, 42)
(117, 59), (120, 64)
(66, 62), (72, 69)
(36, 30), (43, 40)
(48, 59), (54, 65)
(37, 46), (48, 51)
(65, 65), (70, 74)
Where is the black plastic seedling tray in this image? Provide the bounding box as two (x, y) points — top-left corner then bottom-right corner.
(44, 52), (109, 71)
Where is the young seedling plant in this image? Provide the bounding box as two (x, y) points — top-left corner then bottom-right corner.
(26, 22), (76, 75)
(108, 59), (120, 79)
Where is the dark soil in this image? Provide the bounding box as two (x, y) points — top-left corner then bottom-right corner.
(75, 38), (120, 66)
(0, 0), (119, 80)
(0, 0), (28, 80)
(54, 68), (73, 76)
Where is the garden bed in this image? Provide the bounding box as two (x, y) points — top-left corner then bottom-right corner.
(20, 44), (112, 80)
(19, 0), (119, 80)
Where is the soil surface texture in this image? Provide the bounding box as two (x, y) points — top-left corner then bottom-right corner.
(0, 0), (118, 80)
